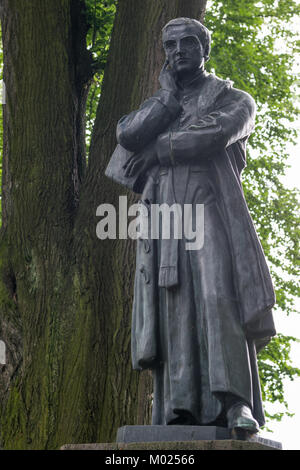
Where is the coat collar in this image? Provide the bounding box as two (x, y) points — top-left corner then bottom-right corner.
(197, 72), (232, 114)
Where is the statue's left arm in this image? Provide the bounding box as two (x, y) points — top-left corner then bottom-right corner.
(156, 87), (256, 166)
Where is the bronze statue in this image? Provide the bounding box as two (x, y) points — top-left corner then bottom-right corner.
(106, 18), (276, 439)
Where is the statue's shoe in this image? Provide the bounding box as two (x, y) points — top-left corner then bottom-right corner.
(226, 403), (259, 440)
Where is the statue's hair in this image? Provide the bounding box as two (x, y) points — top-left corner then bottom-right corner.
(162, 17), (211, 61)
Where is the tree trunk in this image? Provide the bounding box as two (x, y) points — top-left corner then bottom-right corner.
(0, 0), (207, 449)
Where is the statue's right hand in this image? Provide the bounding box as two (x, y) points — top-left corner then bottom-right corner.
(123, 144), (158, 178)
(159, 61), (178, 96)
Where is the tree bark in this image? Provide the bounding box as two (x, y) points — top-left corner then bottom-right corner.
(0, 0), (207, 449)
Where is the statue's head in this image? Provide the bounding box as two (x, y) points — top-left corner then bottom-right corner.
(162, 18), (211, 78)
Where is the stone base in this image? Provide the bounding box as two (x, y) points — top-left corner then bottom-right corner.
(116, 425), (282, 449)
(61, 439), (281, 450)
(117, 425), (229, 443)
(61, 425), (282, 450)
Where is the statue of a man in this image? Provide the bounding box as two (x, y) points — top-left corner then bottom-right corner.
(106, 17), (276, 438)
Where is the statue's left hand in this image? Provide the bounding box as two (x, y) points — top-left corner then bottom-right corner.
(123, 144), (158, 177)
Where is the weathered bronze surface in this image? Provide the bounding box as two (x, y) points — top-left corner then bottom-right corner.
(106, 18), (276, 437)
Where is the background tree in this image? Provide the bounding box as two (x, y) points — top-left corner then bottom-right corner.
(0, 0), (207, 450)
(0, 0), (299, 450)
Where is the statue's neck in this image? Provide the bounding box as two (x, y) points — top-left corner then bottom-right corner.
(177, 66), (206, 90)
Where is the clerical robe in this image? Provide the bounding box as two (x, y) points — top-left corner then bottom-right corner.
(106, 71), (276, 427)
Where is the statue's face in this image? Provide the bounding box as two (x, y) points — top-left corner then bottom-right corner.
(163, 24), (205, 78)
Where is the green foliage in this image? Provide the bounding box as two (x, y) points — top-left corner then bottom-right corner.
(259, 334), (300, 404)
(85, 0), (117, 149)
(258, 334), (300, 424)
(204, 0), (300, 421)
(205, 0), (300, 313)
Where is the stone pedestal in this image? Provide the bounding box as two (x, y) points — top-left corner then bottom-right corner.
(117, 425), (229, 443)
(61, 440), (280, 450)
(116, 425), (281, 449)
(61, 425), (282, 450)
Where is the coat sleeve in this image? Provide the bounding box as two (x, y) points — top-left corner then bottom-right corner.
(116, 89), (182, 153)
(156, 87), (256, 166)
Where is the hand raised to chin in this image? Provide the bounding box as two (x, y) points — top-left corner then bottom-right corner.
(159, 61), (179, 98)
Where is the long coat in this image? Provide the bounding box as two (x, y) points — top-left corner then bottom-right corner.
(106, 71), (276, 425)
